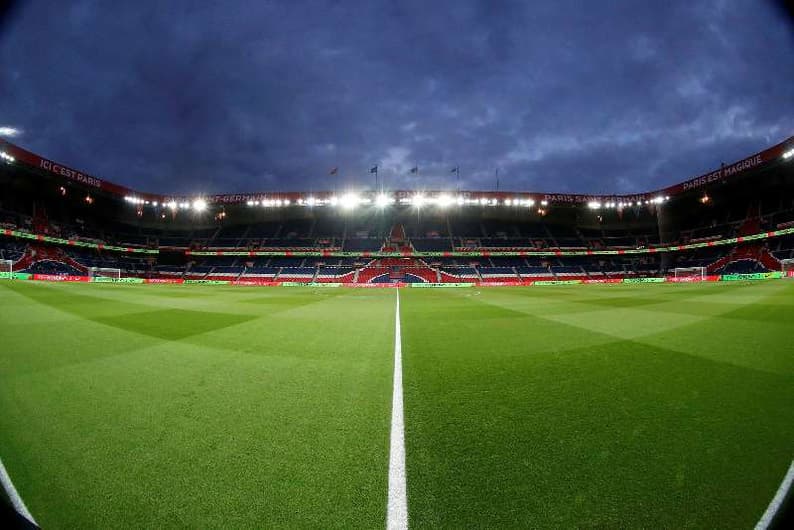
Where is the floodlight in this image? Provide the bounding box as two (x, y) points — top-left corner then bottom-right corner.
(434, 194), (452, 208)
(0, 127), (20, 137)
(167, 200), (178, 210)
(339, 193), (359, 209)
(306, 197), (316, 207)
(412, 194), (427, 208)
(540, 200), (548, 206)
(782, 148), (794, 160)
(193, 199), (207, 211)
(375, 194), (392, 208)
(587, 201), (601, 209)
(456, 196), (465, 206)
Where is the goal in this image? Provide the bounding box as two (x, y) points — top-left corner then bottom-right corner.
(0, 259), (13, 279)
(781, 258), (794, 277)
(673, 266), (706, 281)
(89, 267), (122, 279)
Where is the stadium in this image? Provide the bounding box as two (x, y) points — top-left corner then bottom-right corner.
(1, 133), (793, 528)
(2, 0), (794, 527)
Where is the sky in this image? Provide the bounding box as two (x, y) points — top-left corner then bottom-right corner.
(0, 0), (792, 196)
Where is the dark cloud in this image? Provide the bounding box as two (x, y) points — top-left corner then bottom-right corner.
(0, 0), (791, 195)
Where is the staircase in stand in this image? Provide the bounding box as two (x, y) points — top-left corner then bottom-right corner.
(707, 205), (781, 272)
(351, 225), (442, 283)
(14, 244), (88, 274)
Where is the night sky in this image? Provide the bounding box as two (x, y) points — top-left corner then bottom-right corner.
(0, 0), (792, 196)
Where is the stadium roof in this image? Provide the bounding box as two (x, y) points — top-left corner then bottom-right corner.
(1, 136), (792, 210)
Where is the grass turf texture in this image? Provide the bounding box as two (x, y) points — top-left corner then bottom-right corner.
(0, 280), (791, 528)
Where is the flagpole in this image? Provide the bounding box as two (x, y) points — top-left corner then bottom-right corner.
(496, 169), (499, 191)
(331, 167), (338, 194)
(370, 165), (379, 193)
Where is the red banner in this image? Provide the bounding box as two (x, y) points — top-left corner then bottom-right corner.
(663, 146), (784, 196)
(665, 275), (720, 283)
(230, 280), (282, 286)
(0, 141), (102, 188)
(32, 274), (90, 282)
(477, 281), (528, 287)
(344, 283), (405, 288)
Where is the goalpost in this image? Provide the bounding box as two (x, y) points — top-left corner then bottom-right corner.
(88, 267), (122, 280)
(781, 258), (794, 277)
(0, 259), (13, 279)
(673, 266), (706, 281)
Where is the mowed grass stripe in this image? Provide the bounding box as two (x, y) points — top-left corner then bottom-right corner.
(0, 283), (396, 529)
(401, 284), (794, 528)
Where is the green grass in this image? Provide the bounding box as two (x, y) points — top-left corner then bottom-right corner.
(1, 280), (793, 528)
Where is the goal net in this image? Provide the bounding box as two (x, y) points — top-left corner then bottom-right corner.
(673, 266), (706, 281)
(781, 258), (794, 277)
(89, 267), (122, 279)
(0, 259), (13, 279)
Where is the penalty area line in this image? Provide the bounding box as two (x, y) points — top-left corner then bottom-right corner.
(386, 288), (408, 530)
(755, 460), (794, 530)
(0, 455), (37, 526)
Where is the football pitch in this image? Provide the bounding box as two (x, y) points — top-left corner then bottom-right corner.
(0, 280), (792, 528)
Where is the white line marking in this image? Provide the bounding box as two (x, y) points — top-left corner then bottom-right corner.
(755, 460), (794, 530)
(387, 289), (408, 530)
(0, 455), (37, 526)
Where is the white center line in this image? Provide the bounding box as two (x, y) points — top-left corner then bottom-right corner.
(0, 455), (37, 526)
(387, 288), (408, 530)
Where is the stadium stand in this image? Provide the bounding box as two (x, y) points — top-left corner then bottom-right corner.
(1, 136), (793, 283)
